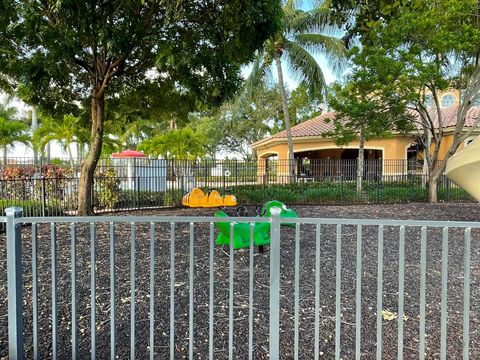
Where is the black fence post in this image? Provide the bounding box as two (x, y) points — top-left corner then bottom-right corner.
(235, 159), (238, 187)
(410, 172), (415, 201)
(41, 176), (46, 217)
(446, 176), (450, 202)
(376, 173), (380, 204)
(340, 174), (344, 204)
(136, 175), (140, 209)
(6, 206), (24, 359)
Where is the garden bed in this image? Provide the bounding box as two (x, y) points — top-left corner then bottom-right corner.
(1, 202), (479, 359)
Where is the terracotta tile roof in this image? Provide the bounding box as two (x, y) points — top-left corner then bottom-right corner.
(270, 111), (336, 139)
(430, 105), (480, 127)
(256, 106), (480, 144)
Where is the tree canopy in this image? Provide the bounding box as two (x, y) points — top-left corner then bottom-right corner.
(0, 0), (282, 214)
(329, 0), (480, 201)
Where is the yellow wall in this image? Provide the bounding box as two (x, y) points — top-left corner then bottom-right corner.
(256, 135), (413, 161)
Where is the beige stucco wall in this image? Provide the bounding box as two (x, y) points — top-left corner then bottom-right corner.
(254, 135), (417, 178)
(256, 135), (414, 161)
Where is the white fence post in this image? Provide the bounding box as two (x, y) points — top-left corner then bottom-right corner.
(269, 207), (281, 359)
(6, 206), (24, 359)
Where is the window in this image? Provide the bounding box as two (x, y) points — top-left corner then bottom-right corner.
(441, 94), (455, 107)
(424, 94), (432, 107)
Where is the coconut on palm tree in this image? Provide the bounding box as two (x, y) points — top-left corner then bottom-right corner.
(242, 0), (346, 180)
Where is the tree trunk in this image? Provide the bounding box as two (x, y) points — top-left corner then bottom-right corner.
(356, 129), (365, 193)
(46, 142), (51, 162)
(428, 170), (440, 202)
(275, 54), (295, 183)
(76, 143), (81, 166)
(67, 145), (74, 168)
(77, 89), (105, 215)
(2, 147), (7, 165)
(422, 129), (431, 188)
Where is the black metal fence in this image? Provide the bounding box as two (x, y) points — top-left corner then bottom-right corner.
(0, 158), (472, 217)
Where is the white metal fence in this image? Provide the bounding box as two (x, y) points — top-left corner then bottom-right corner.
(1, 207), (479, 359)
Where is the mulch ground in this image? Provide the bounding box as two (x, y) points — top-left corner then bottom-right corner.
(1, 202), (480, 359)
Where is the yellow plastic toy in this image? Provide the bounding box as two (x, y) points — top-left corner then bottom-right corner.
(182, 187), (237, 208)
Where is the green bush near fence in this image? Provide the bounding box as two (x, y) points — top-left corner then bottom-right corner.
(117, 189), (184, 208)
(0, 199), (63, 216)
(229, 180), (472, 205)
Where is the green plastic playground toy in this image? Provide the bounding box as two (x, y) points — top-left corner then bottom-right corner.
(214, 211), (271, 249)
(262, 200), (297, 227)
(214, 200), (298, 249)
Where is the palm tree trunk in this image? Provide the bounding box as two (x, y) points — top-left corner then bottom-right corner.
(275, 53), (295, 183)
(67, 145), (74, 168)
(76, 143), (81, 166)
(31, 107), (38, 166)
(46, 142), (51, 162)
(2, 147), (7, 165)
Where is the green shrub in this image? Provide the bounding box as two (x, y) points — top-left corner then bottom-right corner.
(94, 168), (120, 209)
(0, 199), (63, 216)
(164, 190), (183, 207)
(118, 190), (165, 207)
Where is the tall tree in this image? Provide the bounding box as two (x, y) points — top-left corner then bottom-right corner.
(1, 0), (281, 214)
(326, 80), (415, 192)
(242, 0), (346, 179)
(331, 0), (480, 201)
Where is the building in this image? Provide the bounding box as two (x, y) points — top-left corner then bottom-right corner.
(251, 90), (480, 181)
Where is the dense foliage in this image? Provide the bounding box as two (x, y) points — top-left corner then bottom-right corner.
(328, 0), (480, 201)
(0, 0), (282, 214)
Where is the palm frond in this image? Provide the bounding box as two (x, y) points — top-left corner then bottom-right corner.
(283, 40), (326, 99)
(293, 33), (347, 74)
(287, 4), (332, 34)
(234, 53), (268, 110)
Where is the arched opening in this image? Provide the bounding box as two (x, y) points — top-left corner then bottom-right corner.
(257, 153), (279, 184)
(407, 141), (424, 173)
(293, 148), (383, 180)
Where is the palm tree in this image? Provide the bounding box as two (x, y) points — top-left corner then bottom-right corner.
(139, 127), (205, 160)
(0, 104), (30, 165)
(33, 114), (88, 167)
(243, 0), (346, 179)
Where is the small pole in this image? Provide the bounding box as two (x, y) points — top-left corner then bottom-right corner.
(6, 206), (24, 359)
(376, 173), (380, 204)
(410, 172), (415, 200)
(41, 176), (46, 217)
(340, 174), (344, 204)
(269, 207), (281, 360)
(223, 170), (226, 194)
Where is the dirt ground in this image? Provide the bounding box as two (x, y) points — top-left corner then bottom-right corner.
(1, 202), (480, 359)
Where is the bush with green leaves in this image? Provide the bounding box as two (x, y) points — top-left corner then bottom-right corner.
(94, 168), (121, 210)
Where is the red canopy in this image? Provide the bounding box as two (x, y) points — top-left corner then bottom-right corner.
(111, 149), (146, 158)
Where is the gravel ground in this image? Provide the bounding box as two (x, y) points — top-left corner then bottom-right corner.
(1, 202), (480, 359)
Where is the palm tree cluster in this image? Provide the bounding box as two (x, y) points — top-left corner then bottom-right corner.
(242, 0), (346, 172)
